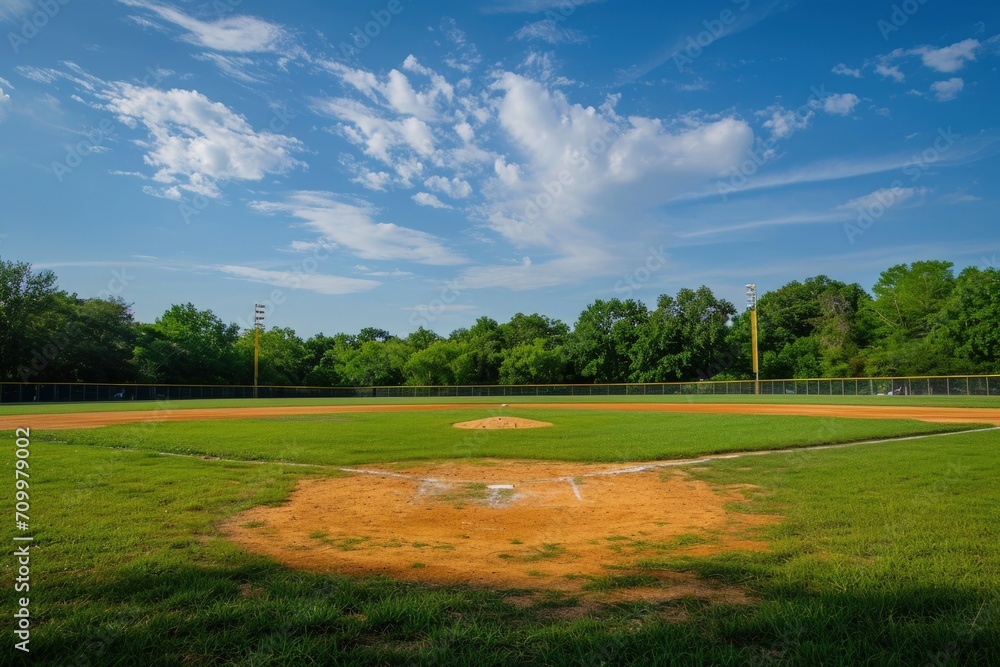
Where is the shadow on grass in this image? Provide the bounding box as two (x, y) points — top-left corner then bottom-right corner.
(28, 556), (998, 666)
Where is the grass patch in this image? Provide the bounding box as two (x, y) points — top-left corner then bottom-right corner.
(35, 410), (984, 466)
(3, 392), (1000, 416)
(6, 412), (998, 664)
(581, 574), (662, 591)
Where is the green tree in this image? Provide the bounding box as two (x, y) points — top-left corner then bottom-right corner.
(929, 267), (1000, 374)
(404, 340), (463, 386)
(338, 339), (411, 386)
(0, 259), (60, 381)
(133, 304), (240, 384)
(406, 327), (442, 351)
(568, 299), (649, 383)
(498, 339), (569, 385)
(449, 317), (503, 384)
(863, 261), (956, 375)
(629, 287), (735, 382)
(498, 313), (569, 349)
(234, 327), (310, 386)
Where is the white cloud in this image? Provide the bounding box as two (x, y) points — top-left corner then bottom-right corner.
(485, 0), (602, 13)
(0, 0), (31, 22)
(822, 93), (860, 116)
(352, 169), (392, 191)
(457, 245), (618, 291)
(930, 77), (964, 102)
(911, 39), (979, 73)
(477, 71), (752, 266)
(251, 191), (466, 266)
(940, 191), (981, 204)
(193, 53), (269, 84)
(424, 175), (472, 199)
(494, 157), (521, 186)
(875, 62), (905, 82)
(513, 19), (588, 44)
(0, 85), (9, 120)
(876, 64), (905, 82)
(321, 57), (454, 122)
(105, 84), (304, 198)
(313, 97), (435, 165)
(412, 192), (452, 209)
(832, 63), (862, 78)
(215, 265), (381, 295)
(839, 186), (925, 212)
(440, 17), (481, 73)
(115, 0), (293, 53)
(762, 107), (813, 139)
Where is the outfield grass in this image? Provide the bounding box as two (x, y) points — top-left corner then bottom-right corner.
(0, 410), (1000, 666)
(3, 419), (998, 665)
(35, 410), (984, 466)
(1, 392), (998, 415)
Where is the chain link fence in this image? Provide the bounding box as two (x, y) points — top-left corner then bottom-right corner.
(1, 375), (997, 404)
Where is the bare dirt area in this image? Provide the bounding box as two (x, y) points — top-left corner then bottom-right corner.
(453, 416), (553, 429)
(223, 460), (775, 604)
(3, 401), (999, 431)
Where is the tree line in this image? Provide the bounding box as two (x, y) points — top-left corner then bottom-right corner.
(1, 257), (997, 386)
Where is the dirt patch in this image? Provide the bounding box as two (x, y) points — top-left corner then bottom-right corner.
(453, 416), (553, 429)
(223, 460), (775, 604)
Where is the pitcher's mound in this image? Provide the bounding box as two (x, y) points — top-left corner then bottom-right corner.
(454, 416), (553, 429)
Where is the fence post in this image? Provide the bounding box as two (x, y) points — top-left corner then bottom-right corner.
(947, 378), (950, 396)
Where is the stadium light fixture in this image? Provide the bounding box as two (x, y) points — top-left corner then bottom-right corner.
(254, 304), (265, 399)
(745, 284), (759, 394)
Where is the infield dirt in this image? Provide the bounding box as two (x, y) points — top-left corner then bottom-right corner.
(223, 460), (774, 603)
(4, 402), (999, 430)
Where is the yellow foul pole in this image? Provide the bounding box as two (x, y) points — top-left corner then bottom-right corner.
(746, 284), (759, 395)
(254, 325), (260, 399)
(253, 304), (265, 399)
(750, 308), (759, 395)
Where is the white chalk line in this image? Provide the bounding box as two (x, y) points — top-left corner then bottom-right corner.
(566, 476), (584, 501)
(149, 426), (998, 487)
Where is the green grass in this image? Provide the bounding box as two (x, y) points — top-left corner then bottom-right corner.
(3, 414), (998, 664)
(1, 391), (998, 415)
(30, 410), (984, 467)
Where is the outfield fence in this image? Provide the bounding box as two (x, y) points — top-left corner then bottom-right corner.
(1, 375), (998, 404)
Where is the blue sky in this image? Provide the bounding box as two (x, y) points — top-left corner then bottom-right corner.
(1, 0), (998, 337)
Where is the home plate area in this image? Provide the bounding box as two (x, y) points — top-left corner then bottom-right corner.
(224, 458), (776, 604)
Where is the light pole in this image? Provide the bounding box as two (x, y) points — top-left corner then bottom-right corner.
(254, 304), (265, 399)
(745, 284), (759, 395)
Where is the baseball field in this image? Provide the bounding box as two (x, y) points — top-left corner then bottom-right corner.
(2, 396), (998, 665)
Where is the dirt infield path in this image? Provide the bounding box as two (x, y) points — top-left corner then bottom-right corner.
(2, 401), (1000, 430)
(224, 461), (773, 603)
